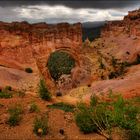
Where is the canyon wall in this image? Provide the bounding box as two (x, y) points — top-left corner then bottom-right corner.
(100, 9), (140, 63)
(101, 9), (140, 38)
(0, 22), (82, 90)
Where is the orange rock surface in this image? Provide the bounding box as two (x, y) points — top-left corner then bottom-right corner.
(0, 22), (82, 91)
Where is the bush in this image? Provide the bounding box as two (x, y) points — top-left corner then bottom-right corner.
(38, 79), (51, 101)
(25, 67), (33, 73)
(108, 71), (118, 79)
(47, 102), (75, 112)
(108, 62), (125, 79)
(47, 51), (75, 80)
(33, 115), (48, 136)
(7, 104), (23, 126)
(5, 86), (12, 91)
(75, 93), (139, 139)
(110, 95), (139, 130)
(128, 125), (140, 140)
(90, 95), (98, 107)
(75, 103), (97, 134)
(0, 91), (13, 98)
(29, 102), (40, 113)
(0, 86), (13, 98)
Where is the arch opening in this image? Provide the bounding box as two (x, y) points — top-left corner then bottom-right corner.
(47, 50), (76, 81)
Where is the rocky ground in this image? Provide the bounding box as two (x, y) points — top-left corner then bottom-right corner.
(0, 92), (106, 140)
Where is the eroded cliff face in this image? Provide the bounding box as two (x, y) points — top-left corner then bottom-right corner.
(0, 22), (82, 91)
(0, 22), (82, 67)
(0, 9), (140, 96)
(102, 9), (140, 38)
(79, 9), (140, 99)
(100, 9), (140, 62)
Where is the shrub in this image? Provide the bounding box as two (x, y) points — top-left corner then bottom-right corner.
(47, 102), (75, 112)
(128, 125), (140, 140)
(0, 86), (13, 98)
(33, 115), (48, 136)
(7, 104), (23, 126)
(5, 86), (12, 91)
(25, 67), (33, 73)
(38, 79), (51, 101)
(110, 95), (139, 130)
(47, 51), (75, 80)
(108, 62), (125, 79)
(0, 91), (13, 98)
(90, 95), (98, 107)
(29, 102), (40, 113)
(75, 93), (139, 139)
(75, 103), (97, 134)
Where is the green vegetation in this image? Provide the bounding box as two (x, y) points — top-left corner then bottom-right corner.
(75, 102), (97, 134)
(25, 67), (33, 73)
(47, 102), (75, 112)
(29, 102), (40, 113)
(33, 115), (48, 136)
(38, 79), (51, 101)
(7, 104), (23, 126)
(109, 57), (126, 79)
(5, 86), (12, 91)
(75, 92), (140, 139)
(0, 86), (13, 98)
(128, 124), (140, 140)
(109, 54), (140, 79)
(47, 51), (75, 80)
(0, 91), (12, 98)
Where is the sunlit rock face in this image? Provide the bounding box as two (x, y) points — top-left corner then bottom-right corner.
(0, 21), (82, 91)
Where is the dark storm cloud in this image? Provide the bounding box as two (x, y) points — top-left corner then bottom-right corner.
(0, 0), (139, 23)
(0, 0), (139, 9)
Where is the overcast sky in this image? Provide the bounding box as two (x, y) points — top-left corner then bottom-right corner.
(0, 0), (140, 23)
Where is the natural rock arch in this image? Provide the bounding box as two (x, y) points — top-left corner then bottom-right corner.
(0, 21), (82, 91)
(35, 47), (81, 92)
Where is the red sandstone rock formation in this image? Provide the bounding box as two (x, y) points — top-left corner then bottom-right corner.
(101, 9), (140, 38)
(0, 9), (140, 96)
(0, 22), (82, 91)
(100, 9), (140, 63)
